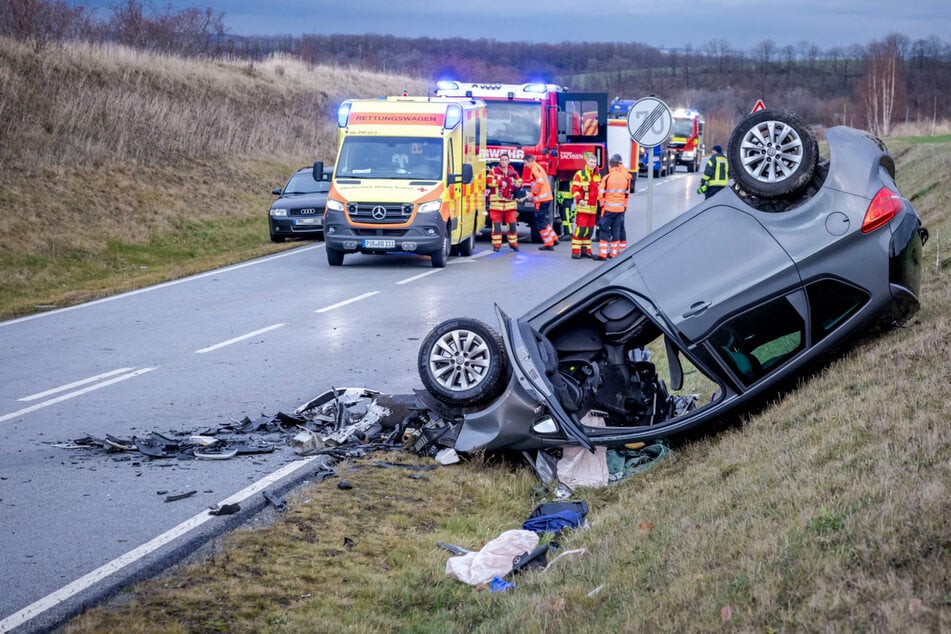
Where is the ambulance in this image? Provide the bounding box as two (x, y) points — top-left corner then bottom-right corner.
(324, 96), (486, 267)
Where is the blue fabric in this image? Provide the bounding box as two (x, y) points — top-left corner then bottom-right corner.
(489, 576), (515, 592)
(522, 510), (584, 534)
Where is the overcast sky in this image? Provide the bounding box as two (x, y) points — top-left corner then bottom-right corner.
(77, 1), (949, 51)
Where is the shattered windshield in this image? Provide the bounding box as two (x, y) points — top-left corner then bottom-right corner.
(484, 101), (541, 146)
(336, 136), (443, 180)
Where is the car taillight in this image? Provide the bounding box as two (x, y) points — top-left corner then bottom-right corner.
(861, 187), (902, 234)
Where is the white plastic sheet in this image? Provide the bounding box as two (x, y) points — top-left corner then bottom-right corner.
(444, 529), (539, 585)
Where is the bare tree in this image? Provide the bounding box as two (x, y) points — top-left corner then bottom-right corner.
(0, 0), (94, 51)
(107, 0), (224, 57)
(859, 38), (904, 135)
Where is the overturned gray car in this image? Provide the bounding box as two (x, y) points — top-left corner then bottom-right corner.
(417, 110), (928, 453)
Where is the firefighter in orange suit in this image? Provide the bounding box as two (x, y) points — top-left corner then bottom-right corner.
(486, 153), (522, 252)
(523, 154), (559, 250)
(597, 153), (632, 260)
(569, 152), (601, 259)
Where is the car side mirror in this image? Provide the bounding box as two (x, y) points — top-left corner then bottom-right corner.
(272, 188), (282, 196)
(312, 161), (324, 181)
(461, 163), (473, 185)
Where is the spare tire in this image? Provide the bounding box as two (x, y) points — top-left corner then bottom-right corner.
(418, 318), (508, 408)
(727, 109), (818, 200)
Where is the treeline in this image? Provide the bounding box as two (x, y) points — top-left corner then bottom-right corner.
(3, 0), (950, 132)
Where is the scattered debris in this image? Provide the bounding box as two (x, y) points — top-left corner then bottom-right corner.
(262, 490), (287, 512)
(337, 480), (353, 490)
(209, 503), (241, 516)
(165, 490), (197, 502)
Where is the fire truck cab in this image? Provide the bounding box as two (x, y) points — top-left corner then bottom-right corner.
(669, 108), (705, 173)
(435, 81), (607, 242)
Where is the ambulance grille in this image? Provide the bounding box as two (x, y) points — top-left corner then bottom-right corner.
(347, 202), (413, 224)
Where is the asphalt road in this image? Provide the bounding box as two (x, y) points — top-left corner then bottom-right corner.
(0, 169), (699, 632)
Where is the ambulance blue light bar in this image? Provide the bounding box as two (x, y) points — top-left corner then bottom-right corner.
(445, 104), (463, 129)
(337, 102), (352, 127)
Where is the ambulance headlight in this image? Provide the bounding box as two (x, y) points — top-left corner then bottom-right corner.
(327, 199), (344, 212)
(418, 200), (441, 213)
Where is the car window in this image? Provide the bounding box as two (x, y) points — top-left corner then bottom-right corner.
(284, 173), (330, 194)
(807, 279), (869, 343)
(708, 293), (806, 384)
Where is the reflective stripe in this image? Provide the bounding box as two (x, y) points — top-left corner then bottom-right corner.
(603, 188), (627, 193)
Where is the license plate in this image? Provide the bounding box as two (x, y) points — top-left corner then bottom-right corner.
(363, 239), (395, 249)
(293, 218), (321, 226)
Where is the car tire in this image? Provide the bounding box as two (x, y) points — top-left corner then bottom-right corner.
(418, 318), (509, 408)
(431, 236), (449, 268)
(326, 246), (344, 266)
(270, 232), (285, 243)
(728, 108), (818, 199)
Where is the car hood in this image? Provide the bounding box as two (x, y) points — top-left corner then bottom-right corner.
(272, 193), (328, 208)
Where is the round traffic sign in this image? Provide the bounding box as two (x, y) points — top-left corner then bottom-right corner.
(626, 97), (672, 147)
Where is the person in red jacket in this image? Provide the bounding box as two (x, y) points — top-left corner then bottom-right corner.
(486, 153), (522, 252)
(524, 154), (559, 250)
(569, 152), (601, 259)
(597, 153), (632, 260)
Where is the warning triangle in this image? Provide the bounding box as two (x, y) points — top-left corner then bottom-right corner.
(751, 99), (766, 113)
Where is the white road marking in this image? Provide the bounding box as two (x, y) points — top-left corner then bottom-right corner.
(194, 323), (285, 354)
(17, 368), (135, 402)
(0, 245), (322, 329)
(314, 291), (379, 313)
(0, 368), (155, 424)
(0, 456), (318, 633)
(396, 270), (441, 285)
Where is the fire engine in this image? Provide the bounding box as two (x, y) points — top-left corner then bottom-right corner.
(669, 108), (705, 173)
(435, 81), (607, 241)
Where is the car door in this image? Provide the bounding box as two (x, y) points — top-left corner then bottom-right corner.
(633, 204), (802, 343)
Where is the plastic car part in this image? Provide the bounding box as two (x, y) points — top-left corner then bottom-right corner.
(418, 318), (509, 407)
(727, 109), (818, 199)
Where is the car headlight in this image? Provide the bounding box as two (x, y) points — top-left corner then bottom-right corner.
(418, 200), (441, 213)
(326, 199), (344, 212)
(269, 208), (288, 217)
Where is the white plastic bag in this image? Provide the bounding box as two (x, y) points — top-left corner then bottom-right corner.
(444, 529), (539, 585)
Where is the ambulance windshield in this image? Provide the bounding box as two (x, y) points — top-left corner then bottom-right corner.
(336, 136), (443, 180)
(484, 101), (542, 147)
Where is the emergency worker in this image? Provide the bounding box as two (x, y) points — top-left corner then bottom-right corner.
(596, 153), (632, 260)
(697, 145), (729, 198)
(486, 153), (522, 251)
(523, 154), (559, 250)
(569, 152), (601, 259)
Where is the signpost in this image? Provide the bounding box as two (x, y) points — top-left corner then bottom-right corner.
(627, 96), (672, 234)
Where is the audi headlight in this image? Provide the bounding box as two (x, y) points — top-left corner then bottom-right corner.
(269, 208), (288, 217)
(418, 200), (441, 213)
(326, 199), (344, 212)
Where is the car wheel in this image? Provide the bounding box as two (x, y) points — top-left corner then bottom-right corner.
(418, 318), (509, 408)
(728, 109), (818, 199)
(431, 236), (449, 268)
(326, 246), (344, 266)
(270, 231), (285, 243)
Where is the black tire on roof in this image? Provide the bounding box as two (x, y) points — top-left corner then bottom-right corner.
(727, 109), (818, 200)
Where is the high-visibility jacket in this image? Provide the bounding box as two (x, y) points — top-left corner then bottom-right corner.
(487, 164), (521, 210)
(571, 167), (601, 214)
(699, 153), (729, 192)
(528, 162), (553, 205)
(599, 166), (631, 213)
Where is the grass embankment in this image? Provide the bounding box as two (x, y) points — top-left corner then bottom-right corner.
(67, 139), (950, 631)
(0, 37), (427, 319)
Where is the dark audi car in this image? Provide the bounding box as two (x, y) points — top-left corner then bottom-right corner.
(417, 110), (928, 453)
(269, 162), (333, 242)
